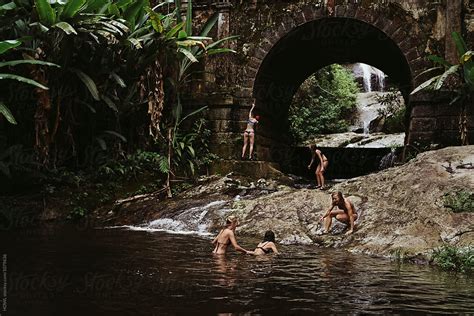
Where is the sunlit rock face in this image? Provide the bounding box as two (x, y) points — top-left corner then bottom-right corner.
(103, 146), (473, 261)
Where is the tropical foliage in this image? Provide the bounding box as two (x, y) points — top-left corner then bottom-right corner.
(432, 245), (473, 273)
(289, 64), (360, 142)
(411, 32), (473, 145)
(0, 0), (235, 196)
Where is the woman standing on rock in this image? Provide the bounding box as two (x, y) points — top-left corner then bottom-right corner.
(307, 144), (329, 189)
(241, 100), (260, 160)
(321, 191), (358, 235)
(212, 216), (250, 255)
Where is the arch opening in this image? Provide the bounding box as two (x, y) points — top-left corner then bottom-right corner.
(252, 17), (413, 178)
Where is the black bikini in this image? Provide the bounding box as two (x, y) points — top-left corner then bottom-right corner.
(257, 242), (273, 254)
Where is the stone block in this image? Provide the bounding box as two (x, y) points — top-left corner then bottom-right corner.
(335, 5), (347, 17)
(436, 103), (462, 116)
(407, 131), (435, 145)
(436, 116), (460, 131)
(207, 107), (232, 120)
(410, 104), (436, 117)
(409, 118), (437, 132)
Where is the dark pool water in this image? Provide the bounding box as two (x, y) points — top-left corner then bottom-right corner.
(2, 225), (474, 315)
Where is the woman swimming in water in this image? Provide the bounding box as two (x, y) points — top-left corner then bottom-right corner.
(241, 100), (260, 160)
(307, 144), (329, 189)
(212, 216), (250, 255)
(248, 230), (279, 255)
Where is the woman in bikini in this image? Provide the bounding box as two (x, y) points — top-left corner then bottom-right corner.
(241, 100), (260, 160)
(212, 216), (250, 255)
(321, 191), (358, 235)
(249, 230), (279, 255)
(307, 144), (329, 189)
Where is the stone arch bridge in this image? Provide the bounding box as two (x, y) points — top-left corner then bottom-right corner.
(185, 0), (473, 171)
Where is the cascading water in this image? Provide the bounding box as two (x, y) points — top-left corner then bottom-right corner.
(109, 200), (229, 236)
(353, 63), (386, 92)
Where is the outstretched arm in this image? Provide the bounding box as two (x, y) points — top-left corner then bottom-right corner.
(249, 101), (255, 119)
(308, 151), (315, 169)
(321, 204), (335, 221)
(229, 231), (249, 254)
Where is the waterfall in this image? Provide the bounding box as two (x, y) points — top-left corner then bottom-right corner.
(107, 200), (229, 236)
(352, 63), (386, 92)
(374, 67), (385, 92)
(360, 63), (373, 92)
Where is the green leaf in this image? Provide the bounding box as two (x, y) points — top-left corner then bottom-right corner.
(427, 55), (452, 68)
(116, 0), (133, 9)
(83, 0), (108, 13)
(0, 59), (60, 68)
(0, 73), (49, 89)
(165, 21), (184, 39)
(29, 22), (50, 33)
(187, 145), (195, 157)
(452, 32), (467, 57)
(205, 48), (236, 56)
(159, 157), (169, 173)
(103, 130), (127, 142)
(146, 7), (163, 33)
(53, 21), (78, 35)
(110, 72), (126, 88)
(95, 137), (107, 150)
(185, 0), (192, 35)
(0, 40), (21, 55)
(178, 30), (187, 39)
(108, 3), (120, 16)
(123, 0), (144, 29)
(410, 74), (442, 95)
(189, 160), (195, 175)
(101, 95), (118, 112)
(199, 12), (217, 37)
(61, 0), (85, 19)
(34, 0), (56, 26)
(176, 39), (204, 48)
(0, 101), (17, 124)
(205, 35), (239, 50)
(178, 47), (198, 63)
(0, 2), (16, 12)
(178, 105), (207, 125)
(434, 65), (460, 90)
(175, 0), (182, 23)
(414, 66), (443, 79)
(71, 69), (100, 100)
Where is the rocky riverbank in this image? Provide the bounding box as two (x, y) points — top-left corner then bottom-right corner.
(95, 146), (473, 262)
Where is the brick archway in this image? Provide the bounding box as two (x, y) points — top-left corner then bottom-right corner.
(236, 4), (426, 163)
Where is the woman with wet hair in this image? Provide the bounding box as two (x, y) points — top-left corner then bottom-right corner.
(321, 191), (358, 235)
(212, 216), (250, 255)
(241, 100), (260, 160)
(307, 144), (329, 189)
(249, 230), (279, 255)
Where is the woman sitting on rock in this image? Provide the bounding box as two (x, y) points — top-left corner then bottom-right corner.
(321, 191), (358, 235)
(249, 230), (279, 255)
(212, 216), (250, 255)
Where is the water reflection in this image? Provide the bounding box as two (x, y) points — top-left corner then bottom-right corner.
(3, 227), (474, 315)
(213, 254), (238, 288)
